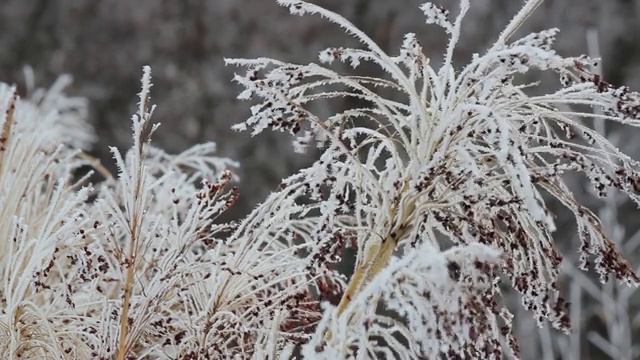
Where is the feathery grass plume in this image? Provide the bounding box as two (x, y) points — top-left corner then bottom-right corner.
(227, 0), (640, 357)
(0, 78), (96, 358)
(78, 67), (312, 358)
(0, 66), (320, 358)
(0, 66), (333, 358)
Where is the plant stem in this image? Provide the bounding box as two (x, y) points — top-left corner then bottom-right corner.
(116, 214), (139, 360)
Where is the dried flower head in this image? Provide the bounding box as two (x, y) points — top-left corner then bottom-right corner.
(227, 0), (640, 358)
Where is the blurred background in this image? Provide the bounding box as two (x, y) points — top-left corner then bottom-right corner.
(1, 0), (639, 358)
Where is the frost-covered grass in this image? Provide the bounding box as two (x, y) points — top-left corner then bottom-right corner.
(1, 0), (639, 359)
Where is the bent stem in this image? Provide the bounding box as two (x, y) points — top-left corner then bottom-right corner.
(496, 0), (542, 45)
(0, 89), (17, 174)
(336, 190), (417, 316)
(336, 237), (396, 316)
(77, 151), (114, 180)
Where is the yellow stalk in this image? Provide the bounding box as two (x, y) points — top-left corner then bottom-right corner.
(336, 187), (417, 317)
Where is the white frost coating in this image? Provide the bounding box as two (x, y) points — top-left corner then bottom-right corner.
(2, 0), (640, 358)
